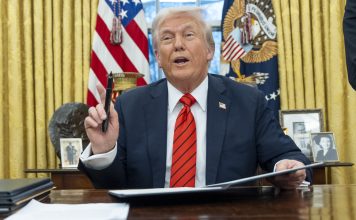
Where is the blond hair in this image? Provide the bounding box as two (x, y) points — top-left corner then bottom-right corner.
(151, 7), (215, 54)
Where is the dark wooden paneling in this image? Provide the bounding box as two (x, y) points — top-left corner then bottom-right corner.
(24, 169), (94, 189)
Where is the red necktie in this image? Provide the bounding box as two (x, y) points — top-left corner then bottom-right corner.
(170, 93), (197, 187)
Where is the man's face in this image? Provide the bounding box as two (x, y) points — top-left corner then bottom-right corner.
(319, 137), (331, 151)
(154, 15), (213, 92)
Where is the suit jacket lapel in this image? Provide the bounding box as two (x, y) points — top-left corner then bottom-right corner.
(206, 75), (230, 185)
(144, 80), (168, 188)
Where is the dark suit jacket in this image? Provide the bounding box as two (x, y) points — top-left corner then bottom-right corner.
(344, 0), (356, 90)
(79, 74), (311, 189)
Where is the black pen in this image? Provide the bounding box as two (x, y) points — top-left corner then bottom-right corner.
(102, 72), (113, 132)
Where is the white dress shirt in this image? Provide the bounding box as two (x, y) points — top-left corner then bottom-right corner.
(165, 76), (208, 187)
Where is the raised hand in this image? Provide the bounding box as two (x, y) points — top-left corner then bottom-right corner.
(84, 84), (119, 154)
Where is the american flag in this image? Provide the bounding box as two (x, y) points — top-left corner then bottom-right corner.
(87, 0), (149, 106)
(222, 28), (252, 61)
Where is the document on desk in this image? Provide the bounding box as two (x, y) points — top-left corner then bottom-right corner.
(109, 186), (223, 198)
(207, 162), (324, 188)
(109, 162), (324, 198)
(5, 199), (129, 220)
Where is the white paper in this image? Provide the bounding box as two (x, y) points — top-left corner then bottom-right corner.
(109, 186), (223, 198)
(6, 200), (129, 220)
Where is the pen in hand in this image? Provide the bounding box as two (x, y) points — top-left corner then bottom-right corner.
(102, 72), (113, 132)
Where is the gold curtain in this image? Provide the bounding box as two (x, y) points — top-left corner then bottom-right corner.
(0, 0), (99, 178)
(274, 0), (356, 184)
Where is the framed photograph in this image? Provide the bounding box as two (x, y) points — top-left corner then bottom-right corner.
(310, 132), (339, 162)
(279, 109), (324, 161)
(60, 138), (83, 168)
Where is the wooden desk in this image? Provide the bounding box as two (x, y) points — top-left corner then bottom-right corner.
(24, 169), (93, 190)
(2, 185), (356, 219)
(35, 185), (356, 219)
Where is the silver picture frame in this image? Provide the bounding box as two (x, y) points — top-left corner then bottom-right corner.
(279, 109), (324, 161)
(60, 138), (83, 168)
(311, 132), (339, 162)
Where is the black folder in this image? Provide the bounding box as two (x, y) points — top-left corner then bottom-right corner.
(0, 178), (54, 213)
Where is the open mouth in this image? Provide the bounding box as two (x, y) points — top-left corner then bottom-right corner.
(174, 57), (189, 65)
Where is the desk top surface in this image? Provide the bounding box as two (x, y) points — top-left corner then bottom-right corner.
(33, 184), (355, 219)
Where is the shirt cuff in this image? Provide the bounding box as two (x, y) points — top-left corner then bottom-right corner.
(80, 143), (117, 170)
(273, 159), (287, 172)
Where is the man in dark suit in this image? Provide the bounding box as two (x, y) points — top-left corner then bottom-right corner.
(344, 0), (356, 90)
(79, 7), (311, 189)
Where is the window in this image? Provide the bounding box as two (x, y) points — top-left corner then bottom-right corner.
(142, 0), (224, 82)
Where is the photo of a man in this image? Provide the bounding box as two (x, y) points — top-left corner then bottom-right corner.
(293, 122), (313, 161)
(66, 142), (78, 165)
(60, 138), (83, 168)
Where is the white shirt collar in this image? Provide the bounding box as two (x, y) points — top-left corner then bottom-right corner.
(167, 76), (208, 113)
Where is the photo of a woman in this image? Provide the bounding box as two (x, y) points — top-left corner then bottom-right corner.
(311, 133), (339, 162)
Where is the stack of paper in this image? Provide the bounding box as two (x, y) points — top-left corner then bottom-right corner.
(6, 200), (130, 220)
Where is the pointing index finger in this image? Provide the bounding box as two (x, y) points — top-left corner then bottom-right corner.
(96, 83), (106, 104)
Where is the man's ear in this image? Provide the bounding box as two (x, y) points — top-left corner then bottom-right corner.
(154, 49), (162, 68)
(206, 46), (214, 62)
